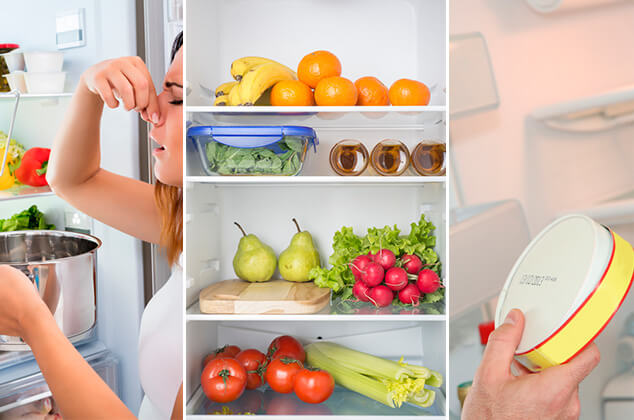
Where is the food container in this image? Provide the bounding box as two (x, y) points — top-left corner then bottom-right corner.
(24, 72), (66, 94)
(0, 44), (20, 92)
(2, 72), (26, 93)
(188, 125), (318, 176)
(0, 50), (24, 73)
(411, 141), (446, 176)
(23, 51), (63, 73)
(0, 231), (101, 351)
(329, 140), (369, 176)
(495, 215), (634, 372)
(370, 139), (411, 176)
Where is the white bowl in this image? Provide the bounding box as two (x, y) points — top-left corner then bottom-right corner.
(23, 51), (63, 73)
(3, 71), (27, 93)
(24, 72), (66, 94)
(1, 50), (25, 72)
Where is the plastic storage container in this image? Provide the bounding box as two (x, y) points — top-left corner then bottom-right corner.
(0, 44), (20, 92)
(188, 126), (318, 176)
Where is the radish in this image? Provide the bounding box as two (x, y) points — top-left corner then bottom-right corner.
(367, 285), (394, 307)
(402, 254), (423, 274)
(361, 262), (384, 287)
(374, 249), (396, 270)
(366, 251), (377, 261)
(417, 269), (442, 294)
(399, 284), (421, 305)
(352, 280), (371, 302)
(384, 267), (408, 291)
(349, 255), (373, 281)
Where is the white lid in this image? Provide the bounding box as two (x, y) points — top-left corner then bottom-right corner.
(495, 215), (613, 353)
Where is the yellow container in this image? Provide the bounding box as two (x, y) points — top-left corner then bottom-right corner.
(495, 215), (634, 372)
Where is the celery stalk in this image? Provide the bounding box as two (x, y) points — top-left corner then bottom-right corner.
(305, 343), (398, 408)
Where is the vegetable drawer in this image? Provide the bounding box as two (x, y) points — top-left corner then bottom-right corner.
(186, 320), (446, 418)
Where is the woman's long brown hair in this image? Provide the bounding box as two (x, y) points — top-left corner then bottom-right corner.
(154, 31), (183, 266)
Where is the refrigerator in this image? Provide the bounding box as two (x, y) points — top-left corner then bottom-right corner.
(184, 0), (448, 418)
(0, 0), (180, 415)
(448, 1), (634, 419)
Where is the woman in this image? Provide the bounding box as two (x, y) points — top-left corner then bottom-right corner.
(0, 33), (184, 420)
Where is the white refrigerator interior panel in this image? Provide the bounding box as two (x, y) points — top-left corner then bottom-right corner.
(186, 0), (446, 106)
(186, 183), (446, 307)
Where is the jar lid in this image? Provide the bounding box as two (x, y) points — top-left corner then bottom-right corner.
(0, 44), (19, 50)
(187, 125), (318, 149)
(495, 215), (613, 353)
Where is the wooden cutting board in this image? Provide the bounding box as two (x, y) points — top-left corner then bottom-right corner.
(199, 279), (331, 314)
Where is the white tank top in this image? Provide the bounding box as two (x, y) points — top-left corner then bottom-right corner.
(137, 255), (183, 419)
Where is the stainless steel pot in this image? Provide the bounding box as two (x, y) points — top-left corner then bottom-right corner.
(0, 230), (101, 351)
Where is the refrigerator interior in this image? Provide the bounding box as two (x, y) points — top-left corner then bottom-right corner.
(185, 182), (446, 312)
(186, 0), (446, 108)
(0, 0), (146, 412)
(186, 320), (446, 418)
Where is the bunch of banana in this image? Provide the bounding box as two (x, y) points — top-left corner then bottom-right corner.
(214, 56), (296, 106)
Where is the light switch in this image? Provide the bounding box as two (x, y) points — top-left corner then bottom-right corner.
(56, 9), (86, 49)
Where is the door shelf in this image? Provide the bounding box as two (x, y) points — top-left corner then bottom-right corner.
(187, 384), (445, 419)
(187, 301), (447, 322)
(0, 185), (53, 201)
(0, 93), (73, 100)
(187, 106), (446, 114)
(186, 176), (445, 185)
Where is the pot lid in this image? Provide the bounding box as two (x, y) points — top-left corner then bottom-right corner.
(495, 215), (613, 353)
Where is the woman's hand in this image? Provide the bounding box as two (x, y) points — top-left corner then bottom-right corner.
(0, 265), (49, 339)
(462, 309), (600, 420)
(80, 56), (161, 124)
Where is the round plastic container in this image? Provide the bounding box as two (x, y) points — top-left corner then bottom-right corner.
(495, 215), (634, 372)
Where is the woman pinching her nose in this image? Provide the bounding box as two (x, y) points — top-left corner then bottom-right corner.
(0, 33), (184, 420)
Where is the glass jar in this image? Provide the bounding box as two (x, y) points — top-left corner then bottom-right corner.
(370, 140), (410, 176)
(411, 141), (446, 176)
(0, 44), (20, 92)
(329, 140), (369, 176)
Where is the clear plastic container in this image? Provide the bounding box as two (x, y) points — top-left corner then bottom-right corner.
(188, 125), (318, 176)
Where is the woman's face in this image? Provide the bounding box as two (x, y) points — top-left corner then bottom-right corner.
(150, 48), (183, 187)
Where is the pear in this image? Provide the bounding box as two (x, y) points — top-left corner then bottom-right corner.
(232, 222), (277, 283)
(279, 218), (321, 282)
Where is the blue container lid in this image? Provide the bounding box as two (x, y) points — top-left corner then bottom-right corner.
(187, 125), (318, 151)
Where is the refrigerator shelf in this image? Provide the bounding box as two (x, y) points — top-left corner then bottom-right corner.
(187, 106), (446, 114)
(0, 185), (53, 200)
(186, 176), (445, 185)
(186, 301), (447, 322)
(186, 384), (446, 419)
(0, 93), (72, 100)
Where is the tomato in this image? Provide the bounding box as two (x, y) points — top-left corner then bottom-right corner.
(201, 357), (247, 403)
(267, 336), (305, 363)
(235, 349), (267, 389)
(293, 368), (335, 404)
(202, 345), (242, 367)
(265, 356), (303, 394)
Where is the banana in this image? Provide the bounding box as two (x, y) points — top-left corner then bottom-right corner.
(234, 62), (296, 105)
(214, 81), (238, 97)
(230, 56), (295, 82)
(228, 85), (242, 106)
(214, 95), (229, 106)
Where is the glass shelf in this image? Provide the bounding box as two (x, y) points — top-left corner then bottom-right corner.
(0, 185), (53, 201)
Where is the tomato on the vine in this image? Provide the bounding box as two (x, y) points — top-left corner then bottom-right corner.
(201, 357), (247, 403)
(267, 336), (305, 363)
(235, 349), (267, 389)
(293, 367), (335, 404)
(265, 356), (303, 394)
(202, 344), (241, 367)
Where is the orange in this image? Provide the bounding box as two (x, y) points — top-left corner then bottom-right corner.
(270, 80), (315, 106)
(297, 50), (342, 89)
(314, 76), (358, 106)
(355, 76), (389, 106)
(388, 79), (430, 106)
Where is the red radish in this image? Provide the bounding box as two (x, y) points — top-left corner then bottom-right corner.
(402, 254), (423, 274)
(417, 269), (442, 293)
(349, 255), (373, 281)
(367, 285), (394, 307)
(374, 249), (396, 270)
(384, 267), (408, 291)
(366, 251), (377, 261)
(352, 280), (371, 302)
(399, 284), (421, 305)
(361, 262), (384, 287)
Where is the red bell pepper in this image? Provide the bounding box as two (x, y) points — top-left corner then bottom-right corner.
(15, 147), (51, 187)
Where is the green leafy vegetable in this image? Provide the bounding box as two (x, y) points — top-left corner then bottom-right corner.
(205, 136), (306, 175)
(309, 214), (444, 310)
(0, 205), (55, 232)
